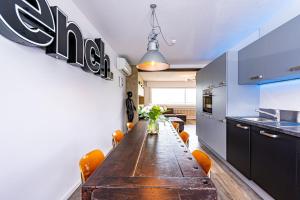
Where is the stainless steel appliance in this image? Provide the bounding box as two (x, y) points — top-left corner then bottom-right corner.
(203, 88), (212, 114)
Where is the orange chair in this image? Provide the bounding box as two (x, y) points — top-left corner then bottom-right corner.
(127, 122), (134, 132)
(179, 131), (190, 146)
(192, 149), (212, 177)
(171, 122), (180, 132)
(79, 149), (105, 182)
(112, 130), (125, 147)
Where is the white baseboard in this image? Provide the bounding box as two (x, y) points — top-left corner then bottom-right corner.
(199, 139), (274, 200)
(61, 179), (81, 200)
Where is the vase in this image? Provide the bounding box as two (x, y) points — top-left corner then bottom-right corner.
(147, 119), (159, 135)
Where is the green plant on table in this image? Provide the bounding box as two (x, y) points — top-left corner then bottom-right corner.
(140, 105), (166, 134)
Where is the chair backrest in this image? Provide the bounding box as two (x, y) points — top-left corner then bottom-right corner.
(179, 131), (190, 144)
(192, 149), (212, 175)
(127, 122), (134, 131)
(171, 122), (180, 132)
(112, 130), (125, 146)
(79, 149), (105, 182)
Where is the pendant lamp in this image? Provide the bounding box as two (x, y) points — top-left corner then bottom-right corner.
(136, 4), (174, 71)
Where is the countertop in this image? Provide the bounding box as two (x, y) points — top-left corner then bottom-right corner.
(226, 116), (300, 138)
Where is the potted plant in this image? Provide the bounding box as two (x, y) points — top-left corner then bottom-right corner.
(140, 105), (166, 134)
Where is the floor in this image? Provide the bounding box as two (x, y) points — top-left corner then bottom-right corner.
(185, 125), (262, 200)
(69, 123), (262, 200)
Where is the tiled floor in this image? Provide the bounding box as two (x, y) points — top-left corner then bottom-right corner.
(69, 124), (262, 200)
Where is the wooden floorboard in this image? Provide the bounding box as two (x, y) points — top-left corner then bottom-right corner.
(185, 125), (262, 200)
(69, 124), (262, 200)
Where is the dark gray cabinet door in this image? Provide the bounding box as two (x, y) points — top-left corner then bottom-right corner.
(226, 120), (251, 178)
(239, 15), (300, 84)
(251, 126), (298, 200)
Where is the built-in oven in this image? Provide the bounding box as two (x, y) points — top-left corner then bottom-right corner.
(203, 89), (213, 114)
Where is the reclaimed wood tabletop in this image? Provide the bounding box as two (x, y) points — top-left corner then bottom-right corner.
(82, 120), (217, 200)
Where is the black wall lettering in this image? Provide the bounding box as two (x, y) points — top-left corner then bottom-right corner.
(83, 39), (101, 74)
(95, 38), (105, 77)
(46, 6), (84, 66)
(0, 0), (113, 80)
(104, 54), (113, 80)
(0, 0), (55, 46)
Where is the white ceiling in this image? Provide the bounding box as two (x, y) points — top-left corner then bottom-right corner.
(73, 0), (292, 66)
(139, 71), (196, 82)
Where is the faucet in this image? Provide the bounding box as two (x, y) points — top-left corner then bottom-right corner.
(256, 109), (281, 122)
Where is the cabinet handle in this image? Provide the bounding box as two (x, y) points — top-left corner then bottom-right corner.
(250, 75), (263, 80)
(236, 124), (249, 130)
(259, 130), (278, 138)
(218, 119), (226, 123)
(289, 66), (300, 72)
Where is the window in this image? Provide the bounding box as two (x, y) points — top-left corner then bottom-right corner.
(151, 88), (196, 105)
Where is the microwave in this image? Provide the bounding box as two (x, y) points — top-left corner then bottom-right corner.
(203, 89), (212, 114)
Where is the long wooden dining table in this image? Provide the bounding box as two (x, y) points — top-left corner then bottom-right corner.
(82, 120), (217, 200)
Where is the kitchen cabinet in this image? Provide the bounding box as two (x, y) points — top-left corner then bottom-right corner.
(212, 86), (226, 120)
(197, 114), (211, 144)
(239, 15), (300, 84)
(210, 54), (227, 87)
(251, 126), (298, 200)
(198, 113), (226, 159)
(212, 117), (226, 159)
(197, 66), (211, 89)
(197, 53), (226, 89)
(196, 72), (203, 136)
(196, 54), (227, 159)
(226, 119), (251, 179)
(196, 52), (259, 160)
(196, 53), (227, 121)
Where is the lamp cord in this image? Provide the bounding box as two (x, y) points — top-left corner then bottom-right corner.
(149, 6), (174, 47)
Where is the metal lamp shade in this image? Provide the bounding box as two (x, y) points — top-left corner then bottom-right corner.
(136, 50), (170, 71)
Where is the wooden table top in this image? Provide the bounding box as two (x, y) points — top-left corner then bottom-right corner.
(82, 120), (217, 200)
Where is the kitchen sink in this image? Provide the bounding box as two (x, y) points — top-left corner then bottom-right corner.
(242, 117), (275, 122)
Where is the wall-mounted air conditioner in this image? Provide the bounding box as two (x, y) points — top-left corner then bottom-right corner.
(117, 57), (132, 76)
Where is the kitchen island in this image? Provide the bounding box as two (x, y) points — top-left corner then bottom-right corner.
(82, 120), (217, 200)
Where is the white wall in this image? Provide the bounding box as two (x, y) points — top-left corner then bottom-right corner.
(230, 1), (300, 111)
(260, 79), (300, 111)
(0, 0), (126, 200)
